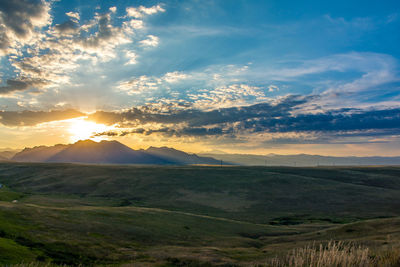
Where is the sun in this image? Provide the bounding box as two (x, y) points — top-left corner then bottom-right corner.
(68, 117), (112, 143)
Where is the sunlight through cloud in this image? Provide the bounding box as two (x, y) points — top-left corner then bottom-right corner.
(68, 117), (114, 143)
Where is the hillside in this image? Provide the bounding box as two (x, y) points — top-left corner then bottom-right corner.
(146, 146), (221, 165)
(12, 140), (223, 165)
(1, 163), (400, 223)
(0, 163), (400, 265)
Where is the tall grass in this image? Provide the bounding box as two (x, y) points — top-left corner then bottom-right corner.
(267, 241), (400, 267)
(7, 264), (73, 267)
(7, 242), (400, 267)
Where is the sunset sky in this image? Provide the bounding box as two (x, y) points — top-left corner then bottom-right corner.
(1, 0), (400, 156)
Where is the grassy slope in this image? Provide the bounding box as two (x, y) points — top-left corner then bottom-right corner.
(0, 163), (399, 265)
(1, 164), (400, 223)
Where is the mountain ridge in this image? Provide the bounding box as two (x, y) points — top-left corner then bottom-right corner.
(200, 152), (400, 166)
(11, 140), (400, 166)
(12, 140), (223, 165)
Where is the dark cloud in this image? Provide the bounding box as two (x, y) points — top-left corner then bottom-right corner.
(88, 95), (311, 126)
(54, 20), (79, 35)
(89, 96), (400, 142)
(246, 108), (400, 133)
(0, 109), (84, 126)
(0, 0), (46, 37)
(81, 13), (117, 48)
(95, 126), (226, 138)
(0, 0), (49, 54)
(0, 78), (48, 95)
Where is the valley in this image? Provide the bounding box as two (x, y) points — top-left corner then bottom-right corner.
(0, 163), (399, 265)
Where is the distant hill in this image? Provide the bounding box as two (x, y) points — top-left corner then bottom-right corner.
(0, 149), (20, 159)
(146, 146), (221, 165)
(200, 153), (400, 166)
(12, 140), (224, 165)
(13, 144), (68, 162)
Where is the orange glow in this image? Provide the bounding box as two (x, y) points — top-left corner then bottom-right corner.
(68, 117), (112, 143)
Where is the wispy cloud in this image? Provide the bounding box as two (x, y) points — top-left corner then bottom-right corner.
(139, 35), (159, 47)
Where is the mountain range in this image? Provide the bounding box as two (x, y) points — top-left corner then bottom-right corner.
(0, 149), (19, 161)
(199, 153), (400, 166)
(4, 140), (400, 166)
(11, 140), (223, 165)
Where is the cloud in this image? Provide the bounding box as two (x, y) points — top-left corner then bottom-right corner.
(0, 109), (84, 126)
(124, 50), (137, 65)
(88, 96), (400, 145)
(126, 4), (165, 18)
(323, 15), (375, 31)
(88, 95), (309, 127)
(115, 64), (269, 109)
(163, 71), (189, 83)
(0, 0), (51, 56)
(54, 20), (79, 35)
(189, 84), (270, 110)
(268, 85), (279, 92)
(117, 75), (159, 94)
(65, 11), (79, 21)
(139, 35), (159, 47)
(0, 78), (49, 95)
(265, 52), (398, 94)
(0, 2), (165, 97)
(109, 7), (117, 13)
(77, 12), (132, 56)
(116, 71), (188, 94)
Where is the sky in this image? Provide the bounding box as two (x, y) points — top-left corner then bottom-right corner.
(0, 0), (400, 156)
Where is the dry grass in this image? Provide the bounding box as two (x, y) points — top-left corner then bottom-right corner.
(266, 241), (400, 267)
(8, 264), (70, 267)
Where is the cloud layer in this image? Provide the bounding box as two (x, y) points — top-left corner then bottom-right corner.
(0, 109), (83, 126)
(87, 96), (400, 145)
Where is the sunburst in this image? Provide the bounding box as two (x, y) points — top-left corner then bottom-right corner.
(68, 117), (112, 143)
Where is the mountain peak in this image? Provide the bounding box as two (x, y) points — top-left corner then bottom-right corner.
(12, 140), (224, 165)
(147, 146), (179, 152)
(73, 139), (98, 145)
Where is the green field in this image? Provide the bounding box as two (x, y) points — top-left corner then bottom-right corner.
(0, 163), (399, 266)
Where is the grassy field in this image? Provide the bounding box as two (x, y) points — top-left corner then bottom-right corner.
(0, 163), (399, 266)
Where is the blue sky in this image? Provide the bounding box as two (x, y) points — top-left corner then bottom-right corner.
(0, 0), (400, 155)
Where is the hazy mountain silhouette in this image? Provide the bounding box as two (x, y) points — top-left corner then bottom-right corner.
(12, 140), (224, 165)
(0, 149), (20, 159)
(146, 146), (221, 165)
(200, 153), (400, 166)
(13, 144), (68, 162)
(46, 140), (172, 164)
(10, 141), (400, 166)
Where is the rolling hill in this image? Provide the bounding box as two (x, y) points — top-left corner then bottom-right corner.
(0, 163), (400, 265)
